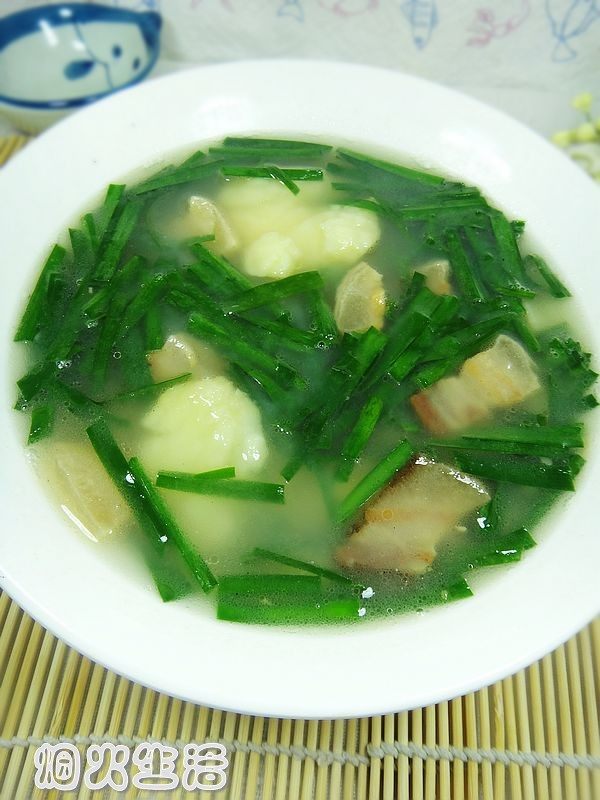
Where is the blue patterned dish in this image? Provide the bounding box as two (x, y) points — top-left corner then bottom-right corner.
(0, 3), (161, 131)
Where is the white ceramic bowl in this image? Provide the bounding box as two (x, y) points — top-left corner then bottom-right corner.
(1, 61), (599, 719)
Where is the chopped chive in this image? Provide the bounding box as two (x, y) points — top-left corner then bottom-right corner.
(83, 213), (98, 250)
(17, 361), (54, 403)
(367, 311), (429, 386)
(69, 227), (95, 277)
(217, 574), (360, 624)
(14, 245), (67, 342)
(222, 137), (332, 153)
(95, 184), (126, 244)
(221, 165), (323, 194)
(444, 228), (486, 301)
(443, 577), (473, 601)
(128, 457), (217, 593)
(27, 404), (54, 444)
(156, 472), (285, 503)
(524, 254), (571, 298)
(187, 312), (297, 390)
(308, 290), (338, 342)
(144, 304), (164, 352)
(336, 148), (446, 186)
(118, 273), (171, 340)
(462, 424), (583, 448)
(452, 451), (576, 491)
(179, 149), (206, 168)
(337, 440), (413, 522)
(133, 159), (224, 195)
(337, 396), (384, 481)
(189, 242), (252, 293)
(250, 547), (354, 585)
(473, 527), (536, 567)
(488, 210), (527, 283)
(106, 372), (192, 403)
(86, 419), (194, 601)
(227, 272), (323, 313)
(94, 200), (143, 282)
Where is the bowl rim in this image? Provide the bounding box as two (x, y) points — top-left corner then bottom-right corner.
(0, 59), (599, 719)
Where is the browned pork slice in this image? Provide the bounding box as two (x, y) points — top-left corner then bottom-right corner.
(336, 458), (490, 575)
(411, 335), (541, 435)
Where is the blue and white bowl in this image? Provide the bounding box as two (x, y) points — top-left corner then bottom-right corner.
(0, 3), (161, 132)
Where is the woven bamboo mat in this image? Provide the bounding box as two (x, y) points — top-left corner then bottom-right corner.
(1, 134), (600, 799)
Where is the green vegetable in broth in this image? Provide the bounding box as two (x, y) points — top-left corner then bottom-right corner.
(13, 138), (597, 625)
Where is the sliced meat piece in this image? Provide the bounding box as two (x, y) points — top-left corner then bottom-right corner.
(411, 335), (541, 434)
(336, 458), (490, 574)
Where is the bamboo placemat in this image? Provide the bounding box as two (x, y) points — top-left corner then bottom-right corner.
(1, 134), (599, 799)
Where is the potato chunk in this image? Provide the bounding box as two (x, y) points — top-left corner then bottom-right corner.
(334, 261), (386, 333)
(336, 459), (490, 574)
(243, 231), (301, 278)
(411, 335), (541, 435)
(292, 205), (380, 269)
(139, 376), (268, 476)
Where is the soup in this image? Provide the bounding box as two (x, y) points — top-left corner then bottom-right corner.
(13, 138), (598, 624)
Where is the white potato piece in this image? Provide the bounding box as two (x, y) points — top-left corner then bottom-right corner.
(41, 440), (131, 542)
(217, 178), (328, 246)
(139, 376), (268, 477)
(336, 458), (490, 574)
(334, 261), (386, 333)
(147, 332), (223, 383)
(411, 335), (541, 435)
(292, 205), (381, 269)
(414, 258), (452, 295)
(243, 231), (301, 278)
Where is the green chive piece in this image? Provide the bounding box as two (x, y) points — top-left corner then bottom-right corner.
(134, 159), (224, 195)
(444, 228), (486, 301)
(144, 305), (164, 352)
(128, 457), (217, 593)
(474, 527), (536, 567)
(452, 451), (576, 491)
(222, 137), (332, 153)
(221, 165), (323, 194)
(217, 574), (360, 624)
(86, 419), (193, 601)
(227, 272), (324, 313)
(95, 184), (126, 244)
(94, 200), (143, 282)
(524, 254), (571, 298)
(156, 472), (285, 503)
(106, 373), (192, 404)
(14, 245), (67, 342)
(336, 148), (446, 186)
(337, 440), (413, 522)
(27, 405), (55, 444)
(250, 547), (353, 584)
(337, 396), (384, 481)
